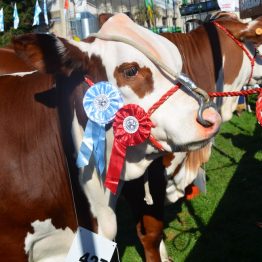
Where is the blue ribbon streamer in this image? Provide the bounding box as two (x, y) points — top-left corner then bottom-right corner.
(76, 81), (123, 175)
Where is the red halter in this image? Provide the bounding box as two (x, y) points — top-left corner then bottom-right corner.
(147, 84), (181, 151)
(213, 21), (256, 85)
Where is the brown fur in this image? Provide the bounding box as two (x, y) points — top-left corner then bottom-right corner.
(114, 62), (154, 98)
(0, 38), (106, 261)
(185, 144), (212, 173)
(161, 22), (243, 88)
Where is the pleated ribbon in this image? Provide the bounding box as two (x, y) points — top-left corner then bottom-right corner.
(77, 81), (123, 175)
(105, 104), (153, 194)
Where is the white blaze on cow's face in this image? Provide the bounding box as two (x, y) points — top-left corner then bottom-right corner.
(78, 14), (221, 152)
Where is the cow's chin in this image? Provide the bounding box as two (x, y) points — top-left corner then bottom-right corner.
(173, 138), (213, 152)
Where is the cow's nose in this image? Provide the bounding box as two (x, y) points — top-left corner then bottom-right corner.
(197, 97), (220, 127)
(200, 107), (222, 133)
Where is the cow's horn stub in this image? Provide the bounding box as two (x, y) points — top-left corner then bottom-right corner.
(256, 28), (262, 35)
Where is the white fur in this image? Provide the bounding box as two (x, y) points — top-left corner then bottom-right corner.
(25, 219), (74, 262)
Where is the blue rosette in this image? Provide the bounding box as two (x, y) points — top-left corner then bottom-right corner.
(76, 81), (124, 175)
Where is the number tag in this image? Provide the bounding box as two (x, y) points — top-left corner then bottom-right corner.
(66, 227), (116, 262)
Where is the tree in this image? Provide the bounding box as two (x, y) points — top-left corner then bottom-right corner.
(133, 3), (160, 28)
(0, 1), (35, 46)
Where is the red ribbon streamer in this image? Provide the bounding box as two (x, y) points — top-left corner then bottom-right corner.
(105, 104), (153, 194)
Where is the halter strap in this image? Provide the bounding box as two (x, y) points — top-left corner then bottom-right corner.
(213, 21), (255, 85)
(147, 83), (181, 151)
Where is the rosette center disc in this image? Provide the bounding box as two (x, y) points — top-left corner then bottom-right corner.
(123, 116), (139, 134)
(94, 94), (110, 111)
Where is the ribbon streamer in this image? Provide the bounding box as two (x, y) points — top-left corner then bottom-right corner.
(77, 81), (123, 175)
(105, 104), (153, 194)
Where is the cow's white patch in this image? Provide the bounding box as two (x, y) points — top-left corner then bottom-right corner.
(219, 53), (252, 122)
(24, 219), (74, 262)
(71, 109), (84, 153)
(71, 107), (119, 240)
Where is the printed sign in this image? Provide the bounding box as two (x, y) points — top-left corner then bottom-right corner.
(217, 0), (238, 12)
(66, 227), (116, 262)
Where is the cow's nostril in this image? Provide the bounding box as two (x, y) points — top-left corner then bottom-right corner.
(200, 107), (222, 129)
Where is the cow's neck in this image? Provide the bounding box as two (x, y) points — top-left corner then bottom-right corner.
(56, 74), (96, 229)
(167, 23), (252, 121)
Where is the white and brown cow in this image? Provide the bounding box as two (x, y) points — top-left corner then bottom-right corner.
(122, 14), (262, 262)
(0, 14), (221, 261)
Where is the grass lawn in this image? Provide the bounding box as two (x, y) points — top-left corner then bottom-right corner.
(115, 110), (262, 262)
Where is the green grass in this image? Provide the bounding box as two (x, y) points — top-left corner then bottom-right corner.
(115, 110), (262, 262)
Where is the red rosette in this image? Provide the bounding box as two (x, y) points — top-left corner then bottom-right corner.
(113, 104), (153, 146)
(105, 104), (153, 194)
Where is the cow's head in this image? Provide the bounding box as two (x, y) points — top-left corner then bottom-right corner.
(13, 14), (221, 164)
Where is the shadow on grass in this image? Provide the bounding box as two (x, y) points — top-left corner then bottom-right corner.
(185, 122), (262, 262)
(113, 195), (145, 261)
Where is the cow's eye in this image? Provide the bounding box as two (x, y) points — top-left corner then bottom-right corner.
(123, 66), (138, 77)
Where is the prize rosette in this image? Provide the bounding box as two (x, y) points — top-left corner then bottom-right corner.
(105, 104), (153, 194)
(76, 81), (124, 175)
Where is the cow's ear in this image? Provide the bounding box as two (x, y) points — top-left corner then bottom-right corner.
(98, 13), (114, 28)
(12, 33), (89, 76)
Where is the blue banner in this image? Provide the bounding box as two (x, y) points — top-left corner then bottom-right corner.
(43, 0), (48, 25)
(13, 3), (19, 29)
(77, 81), (124, 175)
(0, 8), (4, 32)
(33, 0), (42, 26)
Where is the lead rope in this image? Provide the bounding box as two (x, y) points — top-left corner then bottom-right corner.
(208, 87), (262, 125)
